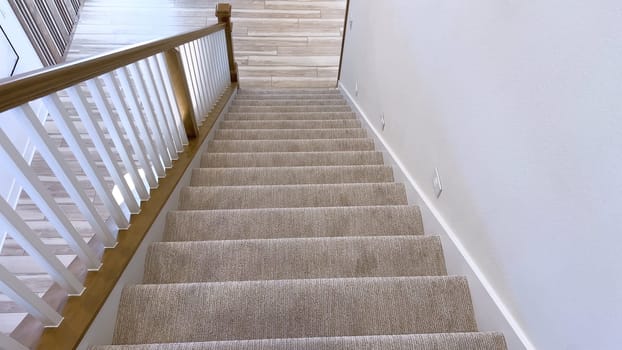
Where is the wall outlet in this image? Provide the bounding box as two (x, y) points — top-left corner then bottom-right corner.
(433, 168), (443, 198)
(355, 81), (359, 96)
(380, 113), (385, 131)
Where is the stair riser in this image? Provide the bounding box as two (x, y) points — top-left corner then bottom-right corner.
(238, 89), (340, 95)
(95, 333), (507, 350)
(201, 151), (384, 168)
(233, 99), (347, 106)
(144, 236), (447, 283)
(190, 166), (394, 186)
(219, 120), (361, 129)
(207, 139), (375, 153)
(226, 112), (356, 120)
(229, 106), (352, 113)
(179, 184), (408, 210)
(165, 206), (424, 241)
(214, 129), (367, 140)
(235, 94), (344, 100)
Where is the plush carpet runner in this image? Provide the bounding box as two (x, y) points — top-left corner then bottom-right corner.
(95, 89), (507, 349)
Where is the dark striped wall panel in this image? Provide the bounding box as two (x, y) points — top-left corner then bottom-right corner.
(9, 0), (84, 65)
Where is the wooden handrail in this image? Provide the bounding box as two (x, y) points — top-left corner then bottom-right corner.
(0, 23), (226, 113)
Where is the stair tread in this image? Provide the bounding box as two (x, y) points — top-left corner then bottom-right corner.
(179, 183), (408, 210)
(237, 89), (341, 95)
(113, 277), (477, 344)
(233, 99), (347, 106)
(220, 119), (360, 129)
(229, 106), (351, 113)
(201, 151), (384, 168)
(235, 94), (344, 100)
(226, 112), (356, 120)
(207, 139), (375, 152)
(95, 332), (507, 350)
(190, 165), (394, 186)
(144, 236), (447, 283)
(165, 205), (424, 241)
(214, 128), (367, 140)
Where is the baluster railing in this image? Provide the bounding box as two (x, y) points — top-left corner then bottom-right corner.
(0, 3), (238, 349)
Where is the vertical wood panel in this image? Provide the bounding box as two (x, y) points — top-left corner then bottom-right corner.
(9, 0), (84, 65)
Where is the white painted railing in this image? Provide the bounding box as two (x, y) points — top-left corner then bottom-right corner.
(0, 20), (232, 348)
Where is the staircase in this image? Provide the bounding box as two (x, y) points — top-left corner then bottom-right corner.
(94, 89), (507, 349)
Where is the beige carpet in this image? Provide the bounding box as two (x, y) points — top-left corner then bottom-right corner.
(96, 89), (507, 349)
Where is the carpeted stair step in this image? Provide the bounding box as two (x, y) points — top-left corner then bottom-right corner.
(165, 205), (424, 241)
(233, 99), (347, 106)
(113, 277), (477, 344)
(179, 183), (408, 210)
(235, 93), (344, 100)
(214, 128), (367, 140)
(144, 236), (447, 284)
(226, 112), (356, 120)
(207, 139), (375, 153)
(219, 119), (361, 129)
(237, 89), (340, 95)
(229, 105), (351, 113)
(190, 165), (394, 186)
(201, 151), (384, 168)
(93, 332), (507, 350)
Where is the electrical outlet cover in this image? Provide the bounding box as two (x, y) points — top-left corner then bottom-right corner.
(380, 113), (385, 131)
(433, 168), (443, 198)
(355, 81), (358, 96)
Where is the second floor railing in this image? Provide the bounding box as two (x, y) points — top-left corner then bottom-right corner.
(0, 3), (238, 349)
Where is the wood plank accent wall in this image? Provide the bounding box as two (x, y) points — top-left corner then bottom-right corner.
(67, 0), (346, 88)
(9, 0), (85, 66)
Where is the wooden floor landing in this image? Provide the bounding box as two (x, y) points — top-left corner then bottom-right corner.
(67, 0), (347, 88)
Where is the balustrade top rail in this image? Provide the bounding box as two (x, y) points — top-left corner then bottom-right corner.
(0, 23), (226, 113)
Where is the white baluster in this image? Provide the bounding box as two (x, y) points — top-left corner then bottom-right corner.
(155, 53), (189, 146)
(66, 85), (141, 213)
(86, 78), (148, 214)
(19, 104), (117, 247)
(209, 34), (221, 99)
(137, 60), (178, 160)
(212, 33), (225, 100)
(101, 73), (155, 194)
(125, 64), (172, 169)
(191, 40), (210, 117)
(0, 129), (99, 269)
(42, 94), (131, 228)
(115, 68), (165, 179)
(189, 41), (208, 118)
(0, 196), (83, 295)
(198, 37), (215, 110)
(219, 31), (230, 89)
(0, 332), (28, 350)
(147, 56), (183, 153)
(0, 264), (63, 326)
(179, 44), (201, 121)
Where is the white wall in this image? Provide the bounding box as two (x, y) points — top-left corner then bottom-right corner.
(340, 1), (621, 349)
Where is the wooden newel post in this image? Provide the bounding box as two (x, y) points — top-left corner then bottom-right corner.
(164, 48), (199, 138)
(215, 3), (238, 83)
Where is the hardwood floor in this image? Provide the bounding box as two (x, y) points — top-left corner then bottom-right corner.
(67, 0), (347, 88)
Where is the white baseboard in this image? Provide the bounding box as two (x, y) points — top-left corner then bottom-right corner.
(339, 81), (533, 350)
(78, 88), (237, 349)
